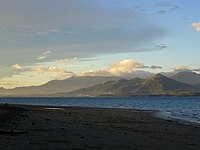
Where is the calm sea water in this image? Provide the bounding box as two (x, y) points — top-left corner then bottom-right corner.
(0, 96), (199, 124)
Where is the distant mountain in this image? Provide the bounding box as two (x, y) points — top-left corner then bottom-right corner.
(1, 74), (200, 97)
(171, 72), (200, 85)
(57, 78), (144, 97)
(0, 87), (5, 92)
(58, 74), (200, 97)
(135, 74), (198, 94)
(0, 76), (121, 96)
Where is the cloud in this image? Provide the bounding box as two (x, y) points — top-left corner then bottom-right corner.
(192, 22), (200, 32)
(15, 64), (74, 80)
(0, 64), (74, 88)
(133, 2), (179, 15)
(36, 51), (52, 60)
(1, 62), (73, 80)
(153, 2), (179, 15)
(30, 31), (50, 37)
(150, 65), (163, 69)
(12, 64), (33, 77)
(173, 66), (192, 72)
(80, 59), (143, 76)
(107, 59), (144, 76)
(0, 0), (166, 66)
(34, 65), (74, 80)
(161, 66), (193, 77)
(36, 66), (66, 73)
(155, 43), (168, 50)
(13, 64), (23, 69)
(53, 57), (78, 63)
(0, 64), (31, 79)
(80, 59), (158, 77)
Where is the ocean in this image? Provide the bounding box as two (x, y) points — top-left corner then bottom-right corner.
(0, 96), (199, 125)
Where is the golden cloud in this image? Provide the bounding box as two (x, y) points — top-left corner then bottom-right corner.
(13, 64), (23, 69)
(34, 65), (74, 80)
(107, 59), (144, 76)
(192, 22), (200, 32)
(12, 64), (73, 80)
(80, 59), (145, 76)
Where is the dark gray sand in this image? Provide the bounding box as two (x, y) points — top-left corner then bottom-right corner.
(0, 104), (200, 150)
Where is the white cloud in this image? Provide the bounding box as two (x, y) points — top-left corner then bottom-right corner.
(36, 51), (52, 60)
(36, 66), (65, 73)
(6, 63), (73, 80)
(53, 57), (78, 63)
(161, 66), (195, 77)
(80, 59), (148, 76)
(107, 59), (144, 76)
(192, 22), (200, 32)
(1, 59), (163, 82)
(34, 65), (73, 80)
(173, 66), (192, 72)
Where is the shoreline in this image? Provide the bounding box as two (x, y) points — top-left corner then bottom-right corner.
(1, 102), (199, 127)
(1, 104), (200, 149)
(155, 111), (200, 128)
(1, 95), (200, 98)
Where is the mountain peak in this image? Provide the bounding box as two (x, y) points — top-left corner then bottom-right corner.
(155, 73), (163, 77)
(150, 73), (167, 80)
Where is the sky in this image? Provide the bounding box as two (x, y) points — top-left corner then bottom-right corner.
(0, 0), (200, 88)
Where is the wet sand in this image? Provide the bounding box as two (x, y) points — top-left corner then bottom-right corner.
(0, 104), (200, 150)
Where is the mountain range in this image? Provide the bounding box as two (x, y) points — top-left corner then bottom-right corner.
(0, 72), (200, 97)
(171, 72), (200, 85)
(57, 73), (200, 97)
(0, 76), (121, 96)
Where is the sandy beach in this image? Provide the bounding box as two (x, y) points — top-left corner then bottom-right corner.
(0, 104), (200, 150)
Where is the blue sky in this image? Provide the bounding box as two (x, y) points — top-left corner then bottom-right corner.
(0, 0), (199, 88)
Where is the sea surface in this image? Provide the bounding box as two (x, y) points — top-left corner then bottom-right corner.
(0, 96), (199, 125)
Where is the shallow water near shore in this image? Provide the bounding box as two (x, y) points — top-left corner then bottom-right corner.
(0, 96), (200, 124)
